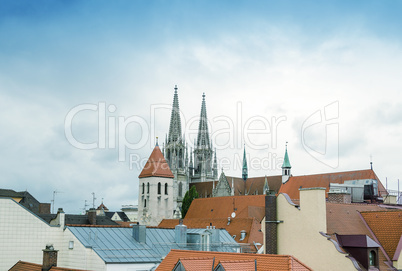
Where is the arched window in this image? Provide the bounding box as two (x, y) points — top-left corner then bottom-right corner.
(144, 199), (147, 208)
(369, 250), (376, 266)
(158, 182), (161, 195)
(179, 182), (182, 197)
(165, 183), (168, 195)
(147, 183), (150, 193)
(142, 183), (145, 194)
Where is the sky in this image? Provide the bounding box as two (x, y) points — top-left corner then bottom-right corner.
(0, 0), (401, 213)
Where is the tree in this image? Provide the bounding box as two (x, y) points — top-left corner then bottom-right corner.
(181, 186), (199, 218)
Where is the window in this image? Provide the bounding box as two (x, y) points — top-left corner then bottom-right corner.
(158, 182), (161, 194)
(147, 183), (150, 193)
(69, 241), (74, 250)
(144, 199), (147, 208)
(179, 182), (182, 197)
(165, 183), (168, 195)
(142, 183), (145, 194)
(369, 250), (376, 266)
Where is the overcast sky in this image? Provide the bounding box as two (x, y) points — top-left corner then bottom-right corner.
(1, 0), (401, 213)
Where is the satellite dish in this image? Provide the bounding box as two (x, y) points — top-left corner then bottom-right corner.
(231, 212), (236, 218)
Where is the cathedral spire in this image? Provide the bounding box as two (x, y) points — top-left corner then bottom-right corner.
(242, 145), (248, 181)
(197, 93), (210, 148)
(168, 85), (182, 144)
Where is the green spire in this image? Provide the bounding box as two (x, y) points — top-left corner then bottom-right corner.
(242, 145), (248, 181)
(282, 143), (291, 169)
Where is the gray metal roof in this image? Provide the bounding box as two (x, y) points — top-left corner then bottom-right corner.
(68, 226), (239, 264)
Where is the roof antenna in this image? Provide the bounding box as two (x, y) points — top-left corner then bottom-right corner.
(156, 136), (159, 146)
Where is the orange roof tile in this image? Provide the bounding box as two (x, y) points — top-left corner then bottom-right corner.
(177, 257), (214, 270)
(326, 202), (390, 270)
(360, 210), (402, 260)
(218, 260), (255, 271)
(185, 195), (265, 221)
(190, 175), (282, 198)
(138, 145), (174, 178)
(156, 249), (312, 271)
(157, 217), (263, 251)
(278, 169), (386, 200)
(9, 261), (88, 271)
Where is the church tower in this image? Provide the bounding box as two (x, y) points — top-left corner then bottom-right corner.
(191, 93), (215, 182)
(282, 143), (292, 184)
(138, 141), (174, 226)
(164, 86), (189, 210)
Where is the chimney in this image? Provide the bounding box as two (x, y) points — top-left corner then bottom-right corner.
(42, 244), (58, 271)
(175, 219), (187, 246)
(210, 226), (220, 249)
(133, 222), (146, 243)
(88, 208), (96, 225)
(265, 194), (277, 254)
(56, 208), (65, 228)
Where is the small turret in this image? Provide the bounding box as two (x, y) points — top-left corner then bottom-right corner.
(282, 142), (292, 184)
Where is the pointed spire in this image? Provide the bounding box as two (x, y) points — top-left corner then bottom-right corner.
(282, 142), (291, 169)
(242, 145), (248, 181)
(197, 93), (210, 148)
(168, 85), (182, 144)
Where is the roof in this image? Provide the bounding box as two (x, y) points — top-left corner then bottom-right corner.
(278, 169), (387, 200)
(38, 214), (119, 226)
(175, 258), (214, 270)
(68, 226), (239, 264)
(0, 188), (23, 198)
(185, 195), (265, 221)
(158, 217), (263, 250)
(326, 202), (390, 270)
(360, 210), (402, 260)
(8, 261), (87, 271)
(282, 147), (291, 168)
(105, 211), (130, 222)
(217, 260), (256, 271)
(336, 234), (380, 248)
(191, 175), (282, 198)
(138, 145), (174, 178)
(156, 249), (312, 271)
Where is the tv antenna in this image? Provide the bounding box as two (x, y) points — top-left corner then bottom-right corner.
(51, 190), (63, 214)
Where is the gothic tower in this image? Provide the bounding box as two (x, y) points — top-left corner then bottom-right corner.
(191, 93), (216, 182)
(164, 86), (189, 209)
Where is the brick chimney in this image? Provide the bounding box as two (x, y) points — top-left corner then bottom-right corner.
(42, 244), (58, 271)
(265, 194), (277, 254)
(88, 208), (96, 225)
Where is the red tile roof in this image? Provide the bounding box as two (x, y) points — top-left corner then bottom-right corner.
(157, 217), (263, 251)
(9, 261), (88, 271)
(278, 169), (386, 200)
(218, 260), (256, 271)
(156, 250), (312, 271)
(190, 175), (282, 198)
(177, 257), (214, 270)
(185, 195), (265, 221)
(326, 202), (390, 270)
(138, 145), (174, 178)
(360, 210), (402, 260)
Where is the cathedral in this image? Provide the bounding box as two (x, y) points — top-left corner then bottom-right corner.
(138, 86), (218, 226)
